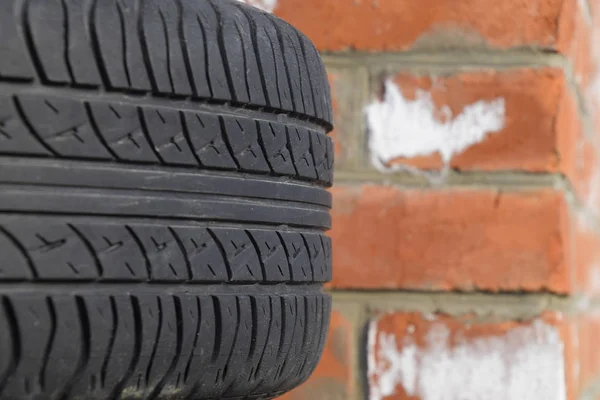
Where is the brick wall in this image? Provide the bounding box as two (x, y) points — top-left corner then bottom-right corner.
(250, 0), (600, 399)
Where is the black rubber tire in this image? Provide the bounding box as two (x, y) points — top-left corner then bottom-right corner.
(0, 0), (333, 399)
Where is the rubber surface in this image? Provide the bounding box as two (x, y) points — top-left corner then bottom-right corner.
(0, 0), (333, 399)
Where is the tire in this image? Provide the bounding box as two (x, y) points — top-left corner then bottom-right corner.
(0, 0), (333, 399)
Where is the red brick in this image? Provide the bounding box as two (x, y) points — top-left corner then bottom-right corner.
(330, 185), (570, 292)
(576, 313), (600, 391)
(279, 310), (355, 400)
(571, 215), (600, 295)
(273, 0), (577, 52)
(368, 312), (570, 400)
(370, 68), (578, 172)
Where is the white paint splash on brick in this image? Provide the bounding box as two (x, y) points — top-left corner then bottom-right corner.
(366, 79), (506, 172)
(236, 0), (277, 12)
(368, 317), (566, 400)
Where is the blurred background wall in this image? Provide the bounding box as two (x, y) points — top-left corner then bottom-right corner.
(242, 1), (600, 399)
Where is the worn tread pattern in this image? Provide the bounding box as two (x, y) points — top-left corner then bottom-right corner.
(0, 0), (332, 127)
(0, 292), (330, 400)
(0, 93), (334, 186)
(0, 0), (333, 399)
(0, 217), (332, 283)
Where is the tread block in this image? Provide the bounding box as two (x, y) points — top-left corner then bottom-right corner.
(248, 8), (293, 111)
(63, 0), (103, 85)
(258, 121), (296, 176)
(101, 295), (137, 395)
(1, 221), (98, 280)
(156, 295), (198, 396)
(142, 108), (197, 165)
(227, 295), (271, 396)
(144, 295), (178, 395)
(0, 96), (49, 155)
(211, 228), (263, 282)
(2, 297), (52, 397)
(68, 295), (113, 397)
(141, 0), (192, 95)
(198, 295), (237, 397)
(0, 217), (331, 285)
(183, 111), (237, 170)
(220, 295), (254, 397)
(16, 95), (112, 159)
(72, 224), (148, 281)
(303, 233), (328, 283)
(300, 36), (326, 121)
(222, 115), (270, 173)
(278, 232), (311, 282)
(0, 0), (34, 79)
(182, 296), (216, 393)
(311, 130), (331, 183)
(183, 1), (231, 101)
(0, 228), (34, 280)
(43, 296), (83, 397)
(0, 292), (331, 400)
(120, 294), (160, 398)
(251, 296), (283, 394)
(170, 227), (228, 282)
(93, 0), (151, 90)
(89, 102), (158, 163)
(287, 126), (317, 180)
(211, 1), (261, 105)
(27, 0), (71, 83)
(129, 226), (188, 281)
(4, 0), (332, 124)
(275, 21), (315, 117)
(249, 230), (291, 282)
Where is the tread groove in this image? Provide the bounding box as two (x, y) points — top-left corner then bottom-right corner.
(59, 296), (90, 400)
(275, 25), (306, 114)
(0, 226), (38, 278)
(124, 225), (152, 280)
(149, 296), (182, 400)
(232, 14), (253, 105)
(183, 296), (201, 382)
(211, 295), (222, 363)
(207, 228), (233, 282)
(83, 102), (119, 160)
(178, 111), (204, 167)
(195, 14), (213, 97)
(175, 0), (196, 96)
(207, 0), (235, 99)
(245, 230), (267, 281)
(0, 297), (19, 393)
(40, 296), (56, 391)
(115, 0), (131, 88)
(108, 295), (142, 400)
(168, 227), (192, 281)
(68, 223), (104, 278)
(238, 5), (273, 107)
(136, 0), (157, 91)
(86, 0), (110, 87)
(221, 297), (241, 385)
(18, 0), (46, 83)
(137, 106), (165, 163)
(158, 9), (174, 93)
(217, 115), (242, 170)
(60, 0), (75, 83)
(100, 296), (117, 389)
(11, 96), (58, 156)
